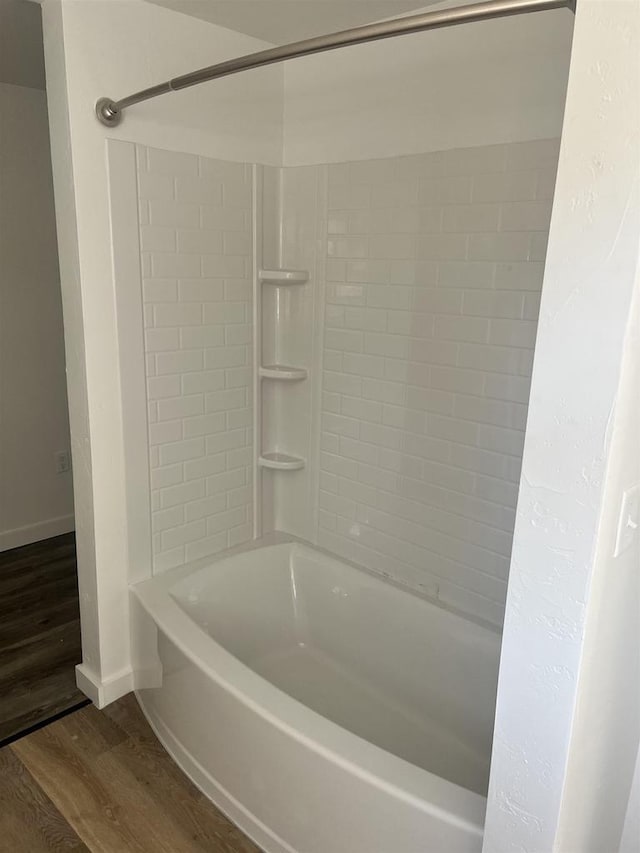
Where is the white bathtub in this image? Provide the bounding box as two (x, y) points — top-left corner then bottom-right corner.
(133, 538), (501, 853)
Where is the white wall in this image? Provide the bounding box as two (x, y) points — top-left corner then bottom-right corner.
(284, 6), (573, 165)
(41, 0), (283, 704)
(555, 280), (640, 851)
(0, 81), (73, 551)
(483, 2), (640, 850)
(620, 748), (640, 853)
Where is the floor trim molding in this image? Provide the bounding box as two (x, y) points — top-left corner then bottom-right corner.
(0, 515), (75, 553)
(75, 663), (162, 709)
(76, 664), (135, 709)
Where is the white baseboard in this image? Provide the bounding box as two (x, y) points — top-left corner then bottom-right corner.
(75, 662), (162, 709)
(0, 514), (75, 552)
(76, 664), (135, 708)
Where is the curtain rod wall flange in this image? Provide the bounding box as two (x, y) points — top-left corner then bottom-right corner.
(96, 98), (120, 127)
(95, 0), (576, 128)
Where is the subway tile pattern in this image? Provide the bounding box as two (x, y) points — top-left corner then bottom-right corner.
(318, 139), (560, 627)
(137, 146), (253, 573)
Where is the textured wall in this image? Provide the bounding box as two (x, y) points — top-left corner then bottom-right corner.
(484, 1), (640, 848)
(137, 146), (253, 573)
(316, 139), (559, 627)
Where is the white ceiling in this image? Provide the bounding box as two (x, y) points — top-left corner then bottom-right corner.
(145, 0), (436, 45)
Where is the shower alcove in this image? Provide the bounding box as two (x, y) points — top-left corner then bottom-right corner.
(64, 0), (578, 850)
(113, 128), (565, 850)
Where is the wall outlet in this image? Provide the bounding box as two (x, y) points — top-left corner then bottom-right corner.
(614, 483), (640, 557)
(55, 450), (72, 474)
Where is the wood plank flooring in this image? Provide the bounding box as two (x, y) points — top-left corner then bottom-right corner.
(1, 695), (259, 853)
(0, 533), (85, 743)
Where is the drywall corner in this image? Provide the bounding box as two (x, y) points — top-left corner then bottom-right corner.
(483, 2), (640, 850)
(41, 0), (102, 677)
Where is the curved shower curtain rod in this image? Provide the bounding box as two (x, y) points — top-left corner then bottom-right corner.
(95, 0), (576, 127)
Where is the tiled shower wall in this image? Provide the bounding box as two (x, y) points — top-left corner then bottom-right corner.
(137, 146), (253, 573)
(132, 139), (558, 624)
(316, 139), (559, 627)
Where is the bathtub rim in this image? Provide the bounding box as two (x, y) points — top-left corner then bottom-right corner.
(132, 534), (489, 837)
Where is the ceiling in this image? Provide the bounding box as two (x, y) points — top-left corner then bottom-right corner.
(145, 0), (437, 45)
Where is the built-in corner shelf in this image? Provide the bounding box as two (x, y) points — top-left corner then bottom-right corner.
(259, 269), (309, 286)
(258, 452), (306, 471)
(259, 364), (308, 381)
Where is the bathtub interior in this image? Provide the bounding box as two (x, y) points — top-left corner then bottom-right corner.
(170, 542), (500, 796)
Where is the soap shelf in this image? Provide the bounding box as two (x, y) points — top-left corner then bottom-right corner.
(256, 270), (309, 481)
(259, 364), (308, 381)
(258, 452), (305, 471)
(259, 269), (308, 285)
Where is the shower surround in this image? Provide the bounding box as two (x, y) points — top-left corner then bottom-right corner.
(138, 138), (558, 628)
(139, 150), (254, 573)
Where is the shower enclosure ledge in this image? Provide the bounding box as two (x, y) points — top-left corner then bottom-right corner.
(259, 365), (308, 381)
(258, 452), (306, 471)
(259, 268), (309, 285)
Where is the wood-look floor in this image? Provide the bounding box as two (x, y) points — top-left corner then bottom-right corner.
(0, 533), (85, 744)
(0, 695), (259, 852)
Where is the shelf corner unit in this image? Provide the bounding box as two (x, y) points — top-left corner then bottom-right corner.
(259, 364), (308, 381)
(259, 268), (309, 286)
(258, 452), (305, 471)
